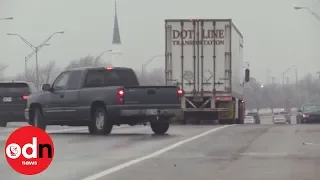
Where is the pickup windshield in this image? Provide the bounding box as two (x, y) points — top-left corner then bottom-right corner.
(84, 68), (139, 87)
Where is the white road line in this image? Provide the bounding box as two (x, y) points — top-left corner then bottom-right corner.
(81, 125), (234, 180)
(0, 125), (131, 134)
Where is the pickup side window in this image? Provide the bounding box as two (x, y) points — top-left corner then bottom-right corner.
(53, 72), (71, 91)
(67, 71), (82, 90)
(84, 69), (139, 88)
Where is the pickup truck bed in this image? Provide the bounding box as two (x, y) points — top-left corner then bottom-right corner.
(25, 66), (182, 135)
(111, 86), (180, 117)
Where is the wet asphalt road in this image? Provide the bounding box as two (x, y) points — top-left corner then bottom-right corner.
(1, 116), (320, 180)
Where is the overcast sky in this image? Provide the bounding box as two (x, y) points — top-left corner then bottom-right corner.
(1, 0), (319, 83)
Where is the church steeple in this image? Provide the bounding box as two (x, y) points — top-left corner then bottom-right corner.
(112, 1), (121, 44)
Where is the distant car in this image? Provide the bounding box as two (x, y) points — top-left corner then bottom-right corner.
(246, 112), (260, 124)
(0, 81), (38, 127)
(296, 104), (320, 124)
(279, 111), (291, 124)
(244, 116), (255, 124)
(273, 115), (287, 124)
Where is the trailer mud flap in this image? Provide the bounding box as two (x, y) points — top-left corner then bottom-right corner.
(218, 102), (234, 119)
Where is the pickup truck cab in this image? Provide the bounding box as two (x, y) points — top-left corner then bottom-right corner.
(25, 66), (182, 135)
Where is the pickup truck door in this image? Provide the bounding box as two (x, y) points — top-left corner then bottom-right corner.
(45, 72), (71, 121)
(61, 70), (82, 120)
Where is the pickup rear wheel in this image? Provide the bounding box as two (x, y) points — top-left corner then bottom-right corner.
(33, 108), (47, 131)
(150, 122), (169, 135)
(89, 107), (113, 135)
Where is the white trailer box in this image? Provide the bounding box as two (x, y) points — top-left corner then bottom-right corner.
(165, 19), (246, 124)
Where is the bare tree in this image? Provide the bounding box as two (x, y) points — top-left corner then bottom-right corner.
(14, 60), (59, 86)
(137, 68), (165, 85)
(65, 55), (108, 70)
(0, 64), (8, 81)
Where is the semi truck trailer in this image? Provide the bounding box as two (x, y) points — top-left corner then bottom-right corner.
(164, 19), (250, 124)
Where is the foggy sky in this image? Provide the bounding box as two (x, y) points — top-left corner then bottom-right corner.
(1, 0), (319, 84)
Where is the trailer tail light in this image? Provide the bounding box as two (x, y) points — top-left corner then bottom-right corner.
(216, 97), (231, 101)
(22, 95), (28, 100)
(116, 88), (124, 104)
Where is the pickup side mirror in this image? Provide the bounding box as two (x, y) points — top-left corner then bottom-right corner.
(298, 109), (302, 113)
(42, 84), (52, 91)
(245, 68), (250, 82)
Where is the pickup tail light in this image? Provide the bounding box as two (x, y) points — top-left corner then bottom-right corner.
(302, 114), (309, 118)
(105, 66), (113, 70)
(22, 95), (28, 100)
(177, 88), (183, 103)
(116, 88), (124, 104)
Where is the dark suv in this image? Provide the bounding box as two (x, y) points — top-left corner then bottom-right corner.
(0, 81), (37, 127)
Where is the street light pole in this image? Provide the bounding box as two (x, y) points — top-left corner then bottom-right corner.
(244, 62), (250, 68)
(8, 31), (64, 87)
(141, 54), (165, 76)
(0, 17), (13, 20)
(282, 65), (297, 85)
(294, 6), (320, 22)
(295, 69), (298, 85)
(24, 44), (49, 80)
(96, 49), (112, 62)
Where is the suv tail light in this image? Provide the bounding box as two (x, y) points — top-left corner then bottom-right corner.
(177, 88), (183, 102)
(22, 95), (28, 100)
(116, 88), (124, 104)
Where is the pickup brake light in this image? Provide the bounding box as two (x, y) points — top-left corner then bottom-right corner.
(116, 88), (124, 104)
(302, 114), (309, 118)
(177, 88), (183, 103)
(105, 66), (113, 70)
(22, 95), (28, 100)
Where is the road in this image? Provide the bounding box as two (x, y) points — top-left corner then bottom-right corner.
(1, 116), (320, 180)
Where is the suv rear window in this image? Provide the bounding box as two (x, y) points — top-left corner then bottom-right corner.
(0, 83), (30, 94)
(84, 69), (139, 87)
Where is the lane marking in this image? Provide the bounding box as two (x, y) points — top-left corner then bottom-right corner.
(81, 125), (234, 180)
(0, 125), (131, 134)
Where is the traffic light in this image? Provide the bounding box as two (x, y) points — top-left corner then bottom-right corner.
(245, 69), (250, 82)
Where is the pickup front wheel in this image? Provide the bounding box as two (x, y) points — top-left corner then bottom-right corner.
(32, 108), (47, 131)
(150, 122), (169, 135)
(89, 107), (113, 135)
